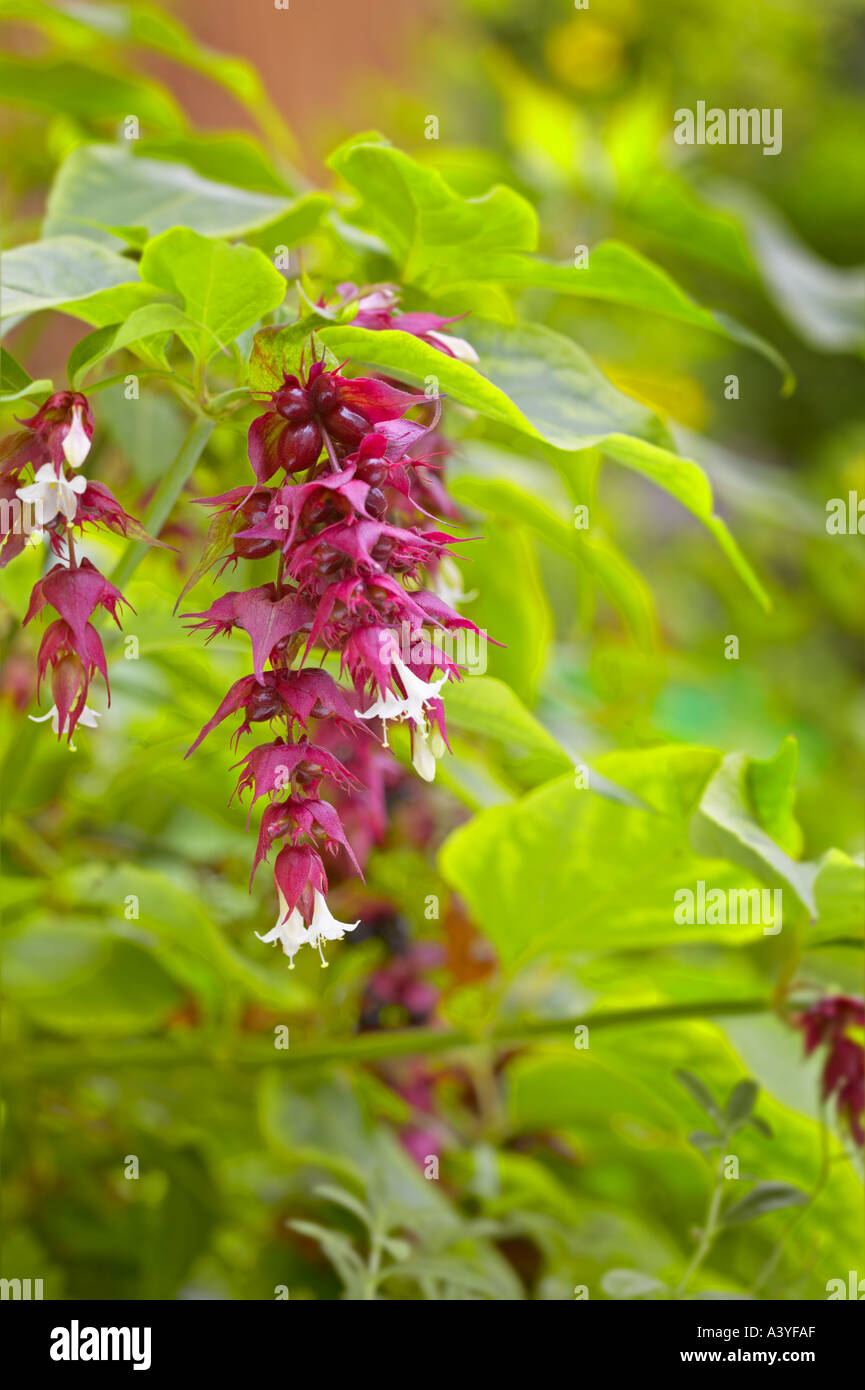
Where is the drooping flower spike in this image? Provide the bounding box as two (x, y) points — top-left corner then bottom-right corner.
(184, 344), (488, 967)
(1, 392), (151, 743)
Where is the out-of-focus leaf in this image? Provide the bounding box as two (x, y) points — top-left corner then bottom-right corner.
(714, 184), (865, 352)
(0, 348), (51, 401)
(724, 1079), (758, 1127)
(808, 851), (865, 947)
(318, 320), (657, 450)
(601, 1268), (667, 1299)
(439, 744), (774, 968)
(0, 236), (142, 321)
(675, 1069), (722, 1124)
(66, 303), (205, 386)
(0, 54), (183, 128)
(44, 145), (294, 246)
(721, 1182), (808, 1227)
(745, 736), (803, 859)
(690, 751), (817, 916)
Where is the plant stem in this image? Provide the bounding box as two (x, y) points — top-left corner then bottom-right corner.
(674, 1141), (730, 1297)
(747, 1101), (832, 1297)
(5, 996), (770, 1081)
(108, 415), (215, 591)
(319, 425), (341, 474)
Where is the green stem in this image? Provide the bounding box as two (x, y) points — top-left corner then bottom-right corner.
(674, 1142), (729, 1298)
(108, 415), (215, 591)
(5, 996), (770, 1082)
(747, 1100), (832, 1297)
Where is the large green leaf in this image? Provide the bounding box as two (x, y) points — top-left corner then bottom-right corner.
(438, 744), (774, 969)
(66, 303), (208, 386)
(0, 53), (182, 128)
(449, 469), (657, 648)
(327, 136), (789, 382)
(328, 132), (537, 286)
(139, 228), (286, 360)
(487, 241), (792, 388)
(44, 144), (293, 246)
(598, 435), (771, 611)
(317, 321), (657, 449)
(0, 236), (142, 321)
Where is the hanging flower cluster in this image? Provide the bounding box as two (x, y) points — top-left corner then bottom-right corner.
(0, 392), (146, 745)
(184, 333), (484, 968)
(795, 993), (865, 1146)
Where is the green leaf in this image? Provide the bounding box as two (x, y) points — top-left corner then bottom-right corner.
(0, 236), (141, 321)
(139, 228), (286, 360)
(44, 144), (294, 246)
(491, 241), (792, 389)
(318, 320), (657, 450)
(438, 744), (769, 969)
(745, 736), (803, 858)
(328, 132), (537, 286)
(808, 850), (865, 947)
(0, 54), (183, 129)
(66, 303), (207, 387)
(0, 349), (51, 402)
(601, 1268), (667, 1299)
(724, 1079), (759, 1128)
(690, 751), (817, 916)
(675, 1069), (723, 1124)
(721, 1182), (808, 1227)
(599, 434), (771, 611)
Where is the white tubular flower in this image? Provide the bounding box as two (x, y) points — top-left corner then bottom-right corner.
(307, 890), (359, 968)
(411, 723), (437, 782)
(356, 654), (448, 731)
(62, 404), (92, 468)
(426, 330), (479, 364)
(356, 653), (449, 777)
(357, 285), (400, 314)
(16, 465), (87, 525)
(255, 903), (310, 970)
(433, 557), (477, 608)
(30, 703), (100, 750)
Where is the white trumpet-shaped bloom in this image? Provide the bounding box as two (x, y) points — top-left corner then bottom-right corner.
(30, 702), (100, 749)
(256, 892), (359, 969)
(356, 653), (449, 781)
(62, 405), (92, 468)
(356, 654), (448, 736)
(255, 902), (310, 969)
(307, 890), (359, 968)
(426, 330), (479, 363)
(16, 464), (87, 526)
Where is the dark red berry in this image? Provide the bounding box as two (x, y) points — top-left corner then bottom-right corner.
(280, 422), (321, 474)
(324, 404), (369, 445)
(234, 536), (279, 560)
(276, 383), (311, 423)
